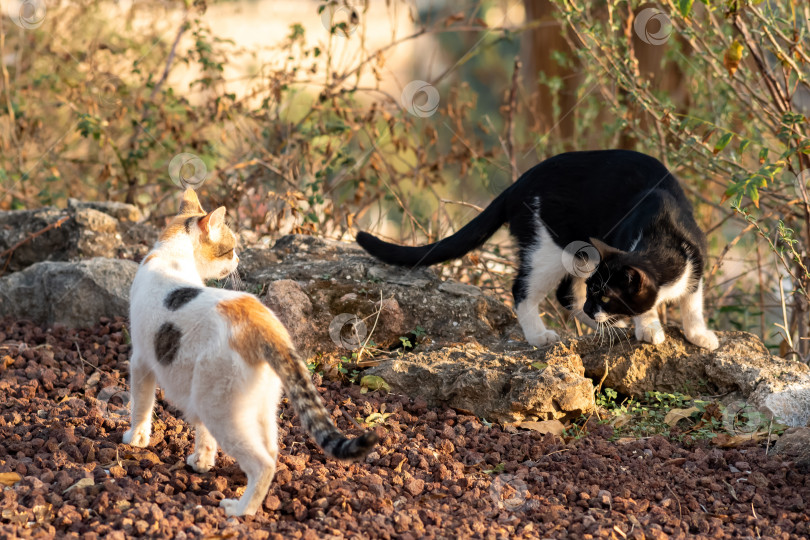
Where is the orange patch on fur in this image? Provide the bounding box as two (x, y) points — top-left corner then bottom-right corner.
(142, 254), (157, 265)
(159, 215), (203, 242)
(216, 296), (293, 366)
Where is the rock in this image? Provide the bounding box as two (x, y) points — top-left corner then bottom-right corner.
(563, 327), (810, 427)
(262, 280), (316, 353)
(772, 427), (810, 466)
(67, 199), (143, 222)
(438, 280), (482, 297)
(240, 235), (519, 354)
(365, 342), (594, 422)
(72, 208), (121, 258)
(0, 206), (124, 272)
(0, 258), (137, 327)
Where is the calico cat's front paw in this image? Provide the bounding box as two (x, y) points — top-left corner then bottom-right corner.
(122, 428), (150, 448)
(220, 498), (247, 517)
(635, 321), (665, 345)
(685, 329), (719, 351)
(526, 329), (560, 347)
(187, 451), (215, 473)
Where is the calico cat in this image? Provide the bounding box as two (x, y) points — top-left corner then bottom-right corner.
(124, 189), (377, 517)
(357, 150), (719, 351)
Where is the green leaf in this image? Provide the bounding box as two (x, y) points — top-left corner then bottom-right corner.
(678, 0), (695, 17)
(531, 362), (548, 370)
(360, 375), (390, 392)
(713, 133), (733, 154)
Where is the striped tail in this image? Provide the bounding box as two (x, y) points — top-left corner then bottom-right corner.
(216, 296), (378, 461)
(280, 349), (378, 460)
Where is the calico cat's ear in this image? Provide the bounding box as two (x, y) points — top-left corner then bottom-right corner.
(198, 206), (227, 234)
(589, 237), (623, 259)
(179, 188), (205, 215)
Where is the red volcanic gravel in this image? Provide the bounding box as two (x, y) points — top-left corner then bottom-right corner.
(1, 317), (809, 539)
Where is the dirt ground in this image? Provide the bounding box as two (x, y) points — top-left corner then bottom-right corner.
(1, 318), (809, 539)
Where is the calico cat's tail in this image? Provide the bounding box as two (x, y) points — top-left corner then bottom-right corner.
(356, 185), (511, 266)
(218, 296), (378, 461)
(282, 349), (379, 461)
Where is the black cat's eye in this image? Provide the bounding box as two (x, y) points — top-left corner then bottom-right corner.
(601, 296), (610, 303)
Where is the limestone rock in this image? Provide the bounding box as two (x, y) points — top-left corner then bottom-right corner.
(240, 235), (519, 354)
(365, 343), (594, 422)
(567, 327), (810, 427)
(772, 427), (810, 466)
(0, 206), (124, 271)
(67, 198), (143, 222)
(0, 258), (137, 327)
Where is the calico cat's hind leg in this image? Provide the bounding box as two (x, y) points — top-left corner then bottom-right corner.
(122, 358), (156, 448)
(187, 423), (218, 473)
(217, 432), (277, 517)
(680, 278), (719, 350)
(633, 310), (666, 345)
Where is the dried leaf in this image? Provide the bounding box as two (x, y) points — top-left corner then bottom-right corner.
(711, 431), (774, 448)
(724, 39), (744, 77)
(611, 414), (633, 428)
(0, 472), (22, 486)
(123, 449), (161, 464)
(517, 420), (565, 436)
(664, 407), (700, 427)
(63, 477), (94, 493)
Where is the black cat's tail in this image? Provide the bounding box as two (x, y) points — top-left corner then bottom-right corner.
(356, 186), (511, 267)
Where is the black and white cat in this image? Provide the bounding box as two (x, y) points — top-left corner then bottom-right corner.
(356, 150), (719, 350)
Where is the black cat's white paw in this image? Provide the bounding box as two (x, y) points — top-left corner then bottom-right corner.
(526, 329), (560, 347)
(686, 329), (719, 351)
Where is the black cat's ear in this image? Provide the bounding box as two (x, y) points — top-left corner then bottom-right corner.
(179, 188), (204, 215)
(589, 237), (623, 259)
(624, 265), (650, 294)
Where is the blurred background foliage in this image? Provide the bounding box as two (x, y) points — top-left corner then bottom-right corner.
(0, 0), (808, 357)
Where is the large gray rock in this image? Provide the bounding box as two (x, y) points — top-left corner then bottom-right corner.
(772, 427), (810, 466)
(567, 327), (810, 427)
(0, 258), (137, 327)
(239, 235), (519, 355)
(0, 206), (123, 271)
(366, 342), (594, 423)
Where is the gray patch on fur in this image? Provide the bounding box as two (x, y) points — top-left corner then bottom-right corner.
(155, 322), (182, 365)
